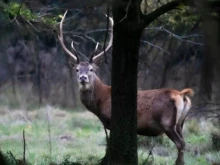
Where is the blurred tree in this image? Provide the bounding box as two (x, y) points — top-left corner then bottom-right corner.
(110, 1), (183, 165)
(109, 0), (220, 165)
(0, 0), (219, 164)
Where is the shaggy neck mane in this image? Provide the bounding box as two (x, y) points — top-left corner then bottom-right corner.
(80, 74), (110, 115)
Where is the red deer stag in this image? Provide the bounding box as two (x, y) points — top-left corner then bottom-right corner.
(58, 11), (194, 165)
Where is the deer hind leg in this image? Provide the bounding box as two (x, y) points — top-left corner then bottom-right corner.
(176, 120), (184, 139)
(165, 127), (185, 165)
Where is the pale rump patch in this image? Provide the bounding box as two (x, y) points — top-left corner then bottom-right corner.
(171, 94), (184, 124)
(178, 96), (191, 124)
(171, 90), (192, 125)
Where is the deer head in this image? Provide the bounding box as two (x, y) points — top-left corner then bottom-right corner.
(58, 11), (113, 91)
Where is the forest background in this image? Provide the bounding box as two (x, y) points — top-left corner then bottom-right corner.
(0, 0), (219, 165)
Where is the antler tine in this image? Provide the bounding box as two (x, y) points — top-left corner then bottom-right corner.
(95, 42), (99, 51)
(58, 10), (78, 63)
(92, 15), (113, 62)
(89, 42), (99, 63)
(71, 41), (80, 63)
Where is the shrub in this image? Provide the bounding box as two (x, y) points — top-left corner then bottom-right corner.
(211, 132), (220, 150)
(187, 119), (200, 135)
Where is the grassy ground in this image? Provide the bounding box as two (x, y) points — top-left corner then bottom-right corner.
(0, 105), (219, 165)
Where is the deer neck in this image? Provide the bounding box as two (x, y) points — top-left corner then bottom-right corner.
(79, 75), (109, 115)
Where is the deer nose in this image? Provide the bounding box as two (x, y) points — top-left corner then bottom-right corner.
(79, 75), (88, 81)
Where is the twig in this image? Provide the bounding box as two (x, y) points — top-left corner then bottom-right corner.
(85, 29), (109, 34)
(9, 0), (24, 23)
(77, 50), (88, 60)
(141, 40), (171, 54)
(7, 151), (18, 165)
(22, 132), (26, 162)
(72, 35), (87, 42)
(146, 140), (155, 162)
(145, 26), (204, 45)
(85, 35), (99, 44)
(160, 27), (204, 45)
(120, 0), (132, 22)
(16, 0), (24, 16)
(46, 107), (52, 162)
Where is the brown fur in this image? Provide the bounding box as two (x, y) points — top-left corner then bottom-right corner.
(79, 75), (193, 165)
(179, 88), (194, 96)
(80, 76), (193, 135)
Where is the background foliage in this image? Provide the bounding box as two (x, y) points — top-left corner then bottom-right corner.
(0, 0), (219, 164)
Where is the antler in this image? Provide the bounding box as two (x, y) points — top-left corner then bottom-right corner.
(58, 11), (79, 63)
(91, 15), (113, 64)
(89, 42), (99, 63)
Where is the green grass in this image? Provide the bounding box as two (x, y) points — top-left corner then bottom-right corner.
(0, 106), (105, 164)
(0, 105), (219, 165)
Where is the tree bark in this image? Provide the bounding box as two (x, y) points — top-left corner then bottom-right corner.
(109, 21), (141, 165)
(109, 1), (143, 165)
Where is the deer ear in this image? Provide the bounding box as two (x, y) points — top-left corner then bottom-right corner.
(91, 63), (98, 71)
(92, 56), (105, 67)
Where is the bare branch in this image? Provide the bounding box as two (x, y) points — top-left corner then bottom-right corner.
(7, 151), (18, 164)
(140, 0), (220, 28)
(85, 35), (99, 44)
(72, 35), (87, 42)
(160, 27), (203, 45)
(141, 40), (171, 54)
(85, 29), (109, 34)
(145, 27), (204, 45)
(120, 0), (132, 22)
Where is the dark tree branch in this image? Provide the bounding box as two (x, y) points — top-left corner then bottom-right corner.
(140, 0), (220, 29)
(140, 0), (181, 28)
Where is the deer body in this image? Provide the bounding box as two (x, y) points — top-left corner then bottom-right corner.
(58, 11), (193, 165)
(78, 74), (192, 137)
(78, 73), (193, 165)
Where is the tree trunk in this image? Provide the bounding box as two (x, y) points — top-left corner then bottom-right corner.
(109, 1), (143, 164)
(35, 44), (42, 106)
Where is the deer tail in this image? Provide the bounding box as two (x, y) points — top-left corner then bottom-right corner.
(180, 88), (194, 97)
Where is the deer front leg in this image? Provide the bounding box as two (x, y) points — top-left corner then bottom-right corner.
(99, 126), (110, 165)
(165, 128), (185, 165)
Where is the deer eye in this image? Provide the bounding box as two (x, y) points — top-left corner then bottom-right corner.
(76, 69), (79, 72)
(90, 69), (93, 72)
